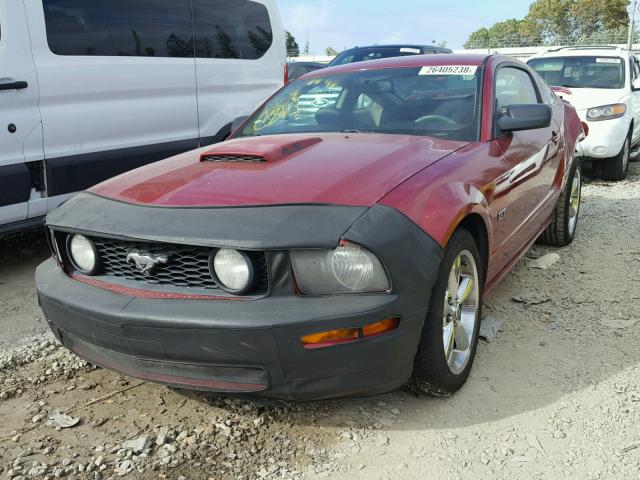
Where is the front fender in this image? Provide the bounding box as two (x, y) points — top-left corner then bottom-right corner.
(380, 160), (494, 252)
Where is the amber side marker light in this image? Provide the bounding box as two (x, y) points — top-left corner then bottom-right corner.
(301, 318), (400, 350)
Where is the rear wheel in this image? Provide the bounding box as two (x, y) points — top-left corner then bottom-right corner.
(602, 134), (630, 181)
(413, 229), (483, 396)
(540, 160), (581, 247)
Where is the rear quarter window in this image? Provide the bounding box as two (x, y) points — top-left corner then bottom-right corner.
(193, 0), (273, 60)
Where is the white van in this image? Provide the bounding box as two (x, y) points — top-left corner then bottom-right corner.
(528, 47), (640, 181)
(0, 0), (285, 234)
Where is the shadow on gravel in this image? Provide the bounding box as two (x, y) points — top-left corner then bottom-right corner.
(0, 228), (49, 265)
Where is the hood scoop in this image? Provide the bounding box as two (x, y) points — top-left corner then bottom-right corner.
(199, 136), (324, 164)
(200, 153), (266, 163)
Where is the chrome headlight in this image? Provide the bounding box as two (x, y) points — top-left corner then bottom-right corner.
(586, 103), (626, 122)
(290, 242), (390, 295)
(67, 234), (98, 274)
(211, 248), (254, 294)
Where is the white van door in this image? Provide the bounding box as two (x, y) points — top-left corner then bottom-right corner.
(193, 0), (285, 143)
(0, 2), (44, 228)
(24, 0), (199, 197)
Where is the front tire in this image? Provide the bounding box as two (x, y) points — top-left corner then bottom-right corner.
(540, 160), (581, 247)
(602, 133), (630, 181)
(413, 229), (483, 396)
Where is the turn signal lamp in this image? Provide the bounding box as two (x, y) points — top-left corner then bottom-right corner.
(301, 317), (400, 349)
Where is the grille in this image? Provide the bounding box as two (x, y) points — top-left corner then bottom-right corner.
(201, 154), (266, 163)
(84, 237), (269, 294)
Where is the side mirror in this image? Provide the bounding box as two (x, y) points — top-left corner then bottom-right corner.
(497, 104), (552, 132)
(231, 116), (249, 133)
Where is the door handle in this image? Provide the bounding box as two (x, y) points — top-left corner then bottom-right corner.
(0, 81), (28, 91)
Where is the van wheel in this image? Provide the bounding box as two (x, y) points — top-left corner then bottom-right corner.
(602, 134), (630, 181)
(540, 160), (581, 247)
(413, 229), (483, 396)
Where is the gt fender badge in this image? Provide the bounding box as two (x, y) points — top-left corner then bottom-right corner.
(126, 251), (168, 275)
(498, 208), (507, 221)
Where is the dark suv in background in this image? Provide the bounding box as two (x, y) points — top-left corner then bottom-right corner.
(328, 44), (452, 67)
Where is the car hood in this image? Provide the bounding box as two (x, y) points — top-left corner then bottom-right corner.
(557, 87), (627, 113)
(91, 133), (467, 207)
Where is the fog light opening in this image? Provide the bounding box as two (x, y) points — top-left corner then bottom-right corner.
(301, 317), (400, 349)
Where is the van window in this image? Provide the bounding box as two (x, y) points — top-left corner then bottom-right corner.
(193, 0), (273, 60)
(42, 0), (193, 57)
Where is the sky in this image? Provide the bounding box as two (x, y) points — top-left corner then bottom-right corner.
(277, 0), (531, 53)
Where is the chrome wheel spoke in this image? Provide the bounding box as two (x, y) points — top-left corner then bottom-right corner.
(443, 322), (455, 363)
(454, 322), (470, 351)
(447, 262), (460, 300)
(457, 276), (474, 304)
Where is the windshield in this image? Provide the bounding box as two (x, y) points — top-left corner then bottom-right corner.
(528, 56), (625, 89)
(329, 47), (425, 67)
(237, 66), (482, 142)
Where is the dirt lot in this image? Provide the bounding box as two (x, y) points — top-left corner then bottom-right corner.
(1, 162), (639, 480)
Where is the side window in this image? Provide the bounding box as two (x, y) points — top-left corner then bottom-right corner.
(193, 0), (273, 60)
(533, 71), (555, 105)
(495, 67), (540, 110)
(632, 57), (640, 81)
(42, 0), (193, 57)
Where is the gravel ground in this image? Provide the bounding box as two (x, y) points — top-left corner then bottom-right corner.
(0, 161), (639, 480)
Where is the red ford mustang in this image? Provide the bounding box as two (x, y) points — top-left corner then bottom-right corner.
(36, 54), (585, 400)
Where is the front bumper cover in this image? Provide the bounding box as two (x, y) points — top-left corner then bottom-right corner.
(38, 196), (443, 400)
(575, 112), (630, 159)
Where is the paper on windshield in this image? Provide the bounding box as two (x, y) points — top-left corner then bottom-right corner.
(419, 65), (478, 75)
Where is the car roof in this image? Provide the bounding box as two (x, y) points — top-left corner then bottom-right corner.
(303, 53), (491, 78)
(529, 46), (630, 59)
(340, 44), (452, 53)
(287, 61), (326, 67)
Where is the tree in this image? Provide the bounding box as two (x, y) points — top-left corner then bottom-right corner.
(571, 0), (629, 38)
(464, 27), (492, 48)
(325, 47), (338, 56)
(526, 0), (574, 44)
(465, 0), (630, 47)
(464, 19), (542, 48)
(286, 30), (299, 57)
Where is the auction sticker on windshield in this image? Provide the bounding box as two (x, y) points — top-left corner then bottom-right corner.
(420, 65), (478, 75)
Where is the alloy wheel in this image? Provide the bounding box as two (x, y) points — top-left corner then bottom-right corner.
(568, 167), (581, 236)
(442, 250), (480, 375)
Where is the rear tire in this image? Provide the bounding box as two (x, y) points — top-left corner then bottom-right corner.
(540, 160), (581, 247)
(413, 229), (483, 396)
(602, 134), (630, 181)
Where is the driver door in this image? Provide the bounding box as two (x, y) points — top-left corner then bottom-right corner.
(490, 65), (561, 271)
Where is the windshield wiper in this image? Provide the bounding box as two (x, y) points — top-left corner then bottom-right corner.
(558, 83), (583, 88)
(338, 129), (378, 134)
